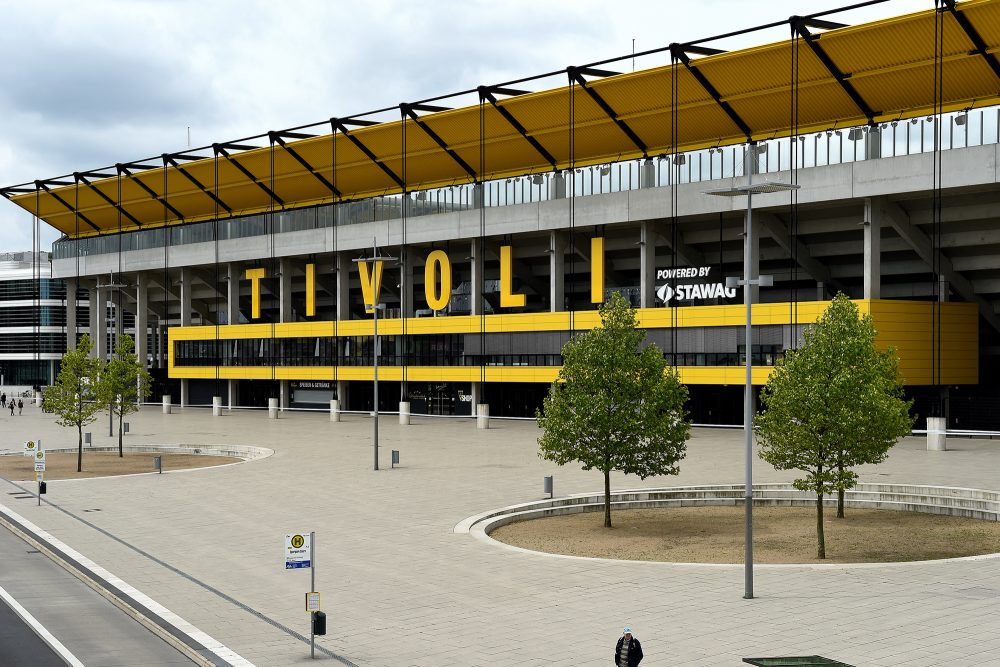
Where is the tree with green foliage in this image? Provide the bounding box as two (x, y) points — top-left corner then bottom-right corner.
(100, 334), (152, 457)
(43, 335), (107, 472)
(754, 294), (914, 558)
(537, 293), (691, 528)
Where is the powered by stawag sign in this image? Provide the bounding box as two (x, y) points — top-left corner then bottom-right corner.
(656, 266), (737, 304)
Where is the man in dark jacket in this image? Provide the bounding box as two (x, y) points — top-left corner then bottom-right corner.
(614, 627), (643, 666)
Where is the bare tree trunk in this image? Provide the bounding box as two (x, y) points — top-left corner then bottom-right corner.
(77, 425), (83, 473)
(837, 461), (846, 518)
(118, 409), (124, 457)
(604, 470), (612, 528)
(816, 491), (826, 559)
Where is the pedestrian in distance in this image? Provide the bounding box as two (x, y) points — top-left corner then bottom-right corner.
(614, 627), (643, 667)
(9, 400), (14, 416)
(17, 398), (23, 415)
(1, 392), (5, 408)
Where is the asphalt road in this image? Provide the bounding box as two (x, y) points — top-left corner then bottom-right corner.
(0, 594), (65, 667)
(0, 488), (195, 667)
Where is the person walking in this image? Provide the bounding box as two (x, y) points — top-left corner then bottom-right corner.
(1, 392), (6, 408)
(9, 400), (14, 416)
(17, 398), (23, 415)
(614, 627), (643, 667)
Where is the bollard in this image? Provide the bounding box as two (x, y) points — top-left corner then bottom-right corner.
(399, 401), (410, 425)
(153, 455), (162, 473)
(476, 403), (490, 429)
(212, 396), (222, 417)
(927, 416), (947, 451)
(330, 399), (340, 422)
(391, 450), (399, 468)
(34, 390), (41, 407)
(543, 475), (553, 499)
(162, 395), (172, 415)
(268, 397), (279, 419)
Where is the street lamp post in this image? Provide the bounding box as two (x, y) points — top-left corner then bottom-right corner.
(353, 240), (397, 471)
(706, 144), (798, 600)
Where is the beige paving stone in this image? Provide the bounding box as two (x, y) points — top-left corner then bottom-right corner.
(1, 405), (1000, 665)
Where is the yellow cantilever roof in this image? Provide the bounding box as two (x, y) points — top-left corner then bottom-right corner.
(7, 0), (1000, 238)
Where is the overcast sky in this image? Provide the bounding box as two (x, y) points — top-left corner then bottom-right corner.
(0, 0), (930, 252)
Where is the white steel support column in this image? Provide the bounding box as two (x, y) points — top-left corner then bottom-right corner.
(549, 232), (565, 312)
(336, 252), (351, 409)
(863, 198), (882, 300)
(65, 278), (77, 351)
(640, 222), (656, 308)
(227, 262), (240, 409)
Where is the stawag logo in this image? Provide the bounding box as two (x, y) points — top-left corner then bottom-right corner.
(656, 266), (737, 304)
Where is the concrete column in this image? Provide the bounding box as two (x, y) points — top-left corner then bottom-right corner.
(865, 127), (881, 160)
(816, 282), (826, 301)
(336, 381), (349, 411)
(640, 222), (656, 308)
(939, 275), (949, 302)
(268, 397), (279, 419)
(476, 403), (490, 429)
(179, 268), (192, 408)
(336, 252), (351, 321)
(473, 182), (484, 209)
(926, 416), (947, 451)
(135, 273), (148, 371)
(471, 382), (483, 415)
(280, 381), (289, 411)
(400, 248), (415, 318)
(863, 198), (882, 300)
(549, 171), (566, 200)
(399, 401), (410, 425)
(212, 396), (222, 416)
(549, 231), (565, 312)
(470, 239), (484, 316)
(112, 286), (124, 353)
(65, 278), (77, 351)
(95, 287), (108, 361)
(226, 262), (241, 325)
(162, 395), (172, 414)
(640, 158), (656, 189)
(228, 380), (237, 410)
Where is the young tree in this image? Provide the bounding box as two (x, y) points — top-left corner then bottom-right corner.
(754, 294), (914, 558)
(537, 293), (690, 528)
(100, 334), (152, 457)
(43, 335), (107, 472)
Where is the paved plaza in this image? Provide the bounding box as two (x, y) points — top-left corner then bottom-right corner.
(1, 403), (1000, 666)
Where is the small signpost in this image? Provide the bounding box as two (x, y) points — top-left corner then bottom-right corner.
(285, 531), (320, 658)
(23, 440), (38, 457)
(34, 450), (45, 506)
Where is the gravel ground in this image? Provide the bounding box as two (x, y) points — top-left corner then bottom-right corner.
(490, 505), (1000, 564)
(0, 452), (238, 481)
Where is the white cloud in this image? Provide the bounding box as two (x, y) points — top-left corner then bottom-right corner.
(0, 0), (930, 251)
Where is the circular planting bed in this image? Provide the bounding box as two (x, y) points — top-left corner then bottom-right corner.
(457, 484), (1000, 565)
(0, 444), (271, 481)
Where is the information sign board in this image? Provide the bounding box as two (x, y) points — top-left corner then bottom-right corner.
(284, 533), (312, 569)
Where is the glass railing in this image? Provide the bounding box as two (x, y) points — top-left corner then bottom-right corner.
(53, 108), (998, 260)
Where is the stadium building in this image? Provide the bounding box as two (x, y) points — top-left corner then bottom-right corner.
(4, 1), (1000, 426)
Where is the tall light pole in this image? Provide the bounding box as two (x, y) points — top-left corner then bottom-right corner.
(353, 240), (396, 471)
(706, 143), (798, 599)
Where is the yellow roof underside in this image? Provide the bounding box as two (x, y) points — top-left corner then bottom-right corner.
(13, 0), (1000, 238)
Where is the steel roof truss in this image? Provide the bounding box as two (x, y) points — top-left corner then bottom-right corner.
(332, 119), (405, 189)
(794, 19), (876, 124)
(672, 44), (753, 141)
(942, 0), (1000, 81)
(401, 104), (477, 180)
(215, 145), (285, 206)
(481, 87), (558, 169)
(271, 133), (342, 198)
(163, 155), (234, 215)
(568, 67), (648, 157)
(118, 165), (186, 222)
(76, 173), (143, 228)
(37, 181), (100, 232)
